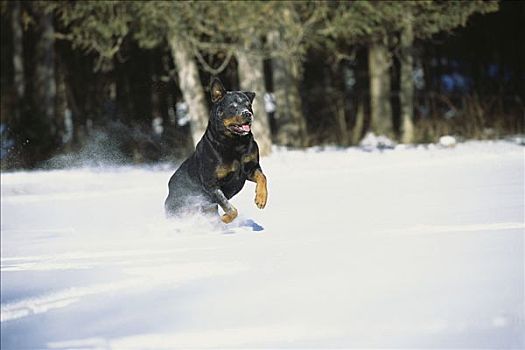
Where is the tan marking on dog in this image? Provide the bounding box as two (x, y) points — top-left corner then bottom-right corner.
(215, 160), (240, 179)
(223, 115), (244, 128)
(242, 152), (258, 164)
(250, 169), (267, 209)
(221, 207), (238, 223)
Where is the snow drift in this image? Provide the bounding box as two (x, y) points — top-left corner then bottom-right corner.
(1, 141), (524, 349)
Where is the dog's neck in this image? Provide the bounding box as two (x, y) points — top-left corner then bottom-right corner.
(204, 124), (252, 154)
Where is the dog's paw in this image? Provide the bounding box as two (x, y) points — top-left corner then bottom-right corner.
(221, 207), (238, 224)
(255, 187), (267, 209)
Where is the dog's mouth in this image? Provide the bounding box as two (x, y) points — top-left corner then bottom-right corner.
(227, 122), (251, 135)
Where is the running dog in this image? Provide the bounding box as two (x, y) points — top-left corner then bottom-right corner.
(165, 78), (267, 223)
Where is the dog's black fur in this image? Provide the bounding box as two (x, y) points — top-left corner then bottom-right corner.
(165, 78), (267, 223)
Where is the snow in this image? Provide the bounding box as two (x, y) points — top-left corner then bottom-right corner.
(439, 135), (458, 148)
(1, 141), (524, 349)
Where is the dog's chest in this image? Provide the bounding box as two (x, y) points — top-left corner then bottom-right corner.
(215, 159), (247, 199)
(215, 159), (242, 181)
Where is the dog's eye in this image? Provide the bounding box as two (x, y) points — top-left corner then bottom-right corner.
(217, 108), (224, 116)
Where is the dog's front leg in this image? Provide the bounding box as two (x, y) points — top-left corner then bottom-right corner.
(211, 188), (238, 223)
(248, 168), (267, 209)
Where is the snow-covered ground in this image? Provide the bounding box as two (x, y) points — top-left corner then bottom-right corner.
(1, 141), (524, 349)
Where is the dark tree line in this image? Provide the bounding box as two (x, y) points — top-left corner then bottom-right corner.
(0, 1), (523, 169)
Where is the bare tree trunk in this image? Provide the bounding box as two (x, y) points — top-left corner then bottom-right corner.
(33, 8), (57, 161)
(267, 31), (308, 147)
(272, 56), (308, 147)
(11, 1), (24, 123)
(55, 57), (69, 150)
(64, 73), (84, 147)
(236, 48), (272, 156)
(334, 95), (350, 145)
(351, 50), (369, 144)
(35, 11), (56, 127)
(333, 64), (351, 146)
(168, 36), (208, 147)
(368, 41), (392, 136)
(400, 11), (415, 144)
(352, 98), (366, 144)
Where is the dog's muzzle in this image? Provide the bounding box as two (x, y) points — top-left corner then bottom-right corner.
(241, 110), (253, 120)
(224, 111), (253, 135)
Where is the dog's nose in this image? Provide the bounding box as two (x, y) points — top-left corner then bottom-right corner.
(242, 110), (253, 119)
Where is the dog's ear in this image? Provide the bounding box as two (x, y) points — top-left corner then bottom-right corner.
(210, 78), (226, 103)
(243, 91), (256, 104)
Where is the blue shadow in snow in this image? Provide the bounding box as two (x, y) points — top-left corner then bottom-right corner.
(241, 219), (264, 232)
(222, 219), (264, 234)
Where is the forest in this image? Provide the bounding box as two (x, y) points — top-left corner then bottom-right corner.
(0, 0), (523, 169)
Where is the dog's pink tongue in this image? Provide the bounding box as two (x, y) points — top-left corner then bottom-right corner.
(242, 124), (251, 132)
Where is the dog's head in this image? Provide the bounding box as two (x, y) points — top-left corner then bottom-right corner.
(209, 78), (255, 137)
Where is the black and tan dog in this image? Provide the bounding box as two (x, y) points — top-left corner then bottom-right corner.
(165, 78), (267, 223)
